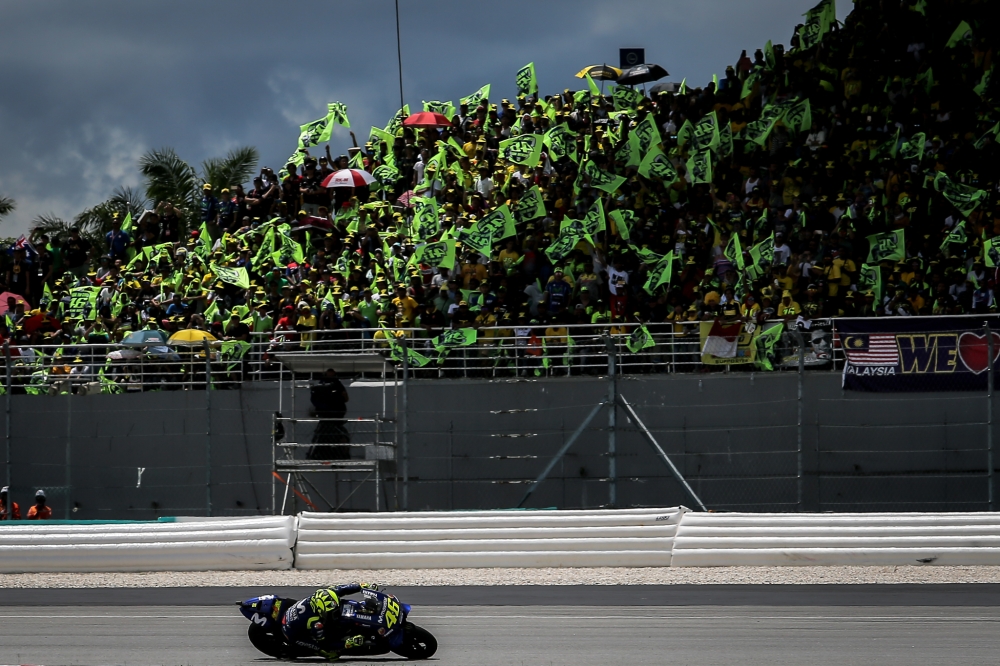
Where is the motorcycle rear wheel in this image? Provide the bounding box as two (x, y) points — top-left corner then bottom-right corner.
(391, 622), (438, 660)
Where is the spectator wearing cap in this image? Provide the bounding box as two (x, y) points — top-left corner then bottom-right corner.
(200, 183), (219, 225)
(0, 486), (21, 520)
(27, 489), (52, 520)
(105, 214), (131, 262)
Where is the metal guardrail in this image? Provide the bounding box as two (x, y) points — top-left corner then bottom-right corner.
(14, 313), (998, 391)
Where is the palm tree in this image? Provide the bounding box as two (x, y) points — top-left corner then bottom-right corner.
(0, 195), (15, 220)
(30, 186), (149, 244)
(139, 146), (258, 230)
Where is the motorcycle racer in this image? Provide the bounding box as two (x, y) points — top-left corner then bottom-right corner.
(280, 582), (379, 660)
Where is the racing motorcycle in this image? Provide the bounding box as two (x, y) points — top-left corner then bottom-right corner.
(237, 588), (437, 660)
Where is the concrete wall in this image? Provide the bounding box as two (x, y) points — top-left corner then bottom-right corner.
(1, 371), (991, 518)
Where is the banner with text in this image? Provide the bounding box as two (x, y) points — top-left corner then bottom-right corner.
(837, 317), (1000, 392)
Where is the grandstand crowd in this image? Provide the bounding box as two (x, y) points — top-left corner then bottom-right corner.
(0, 0), (997, 379)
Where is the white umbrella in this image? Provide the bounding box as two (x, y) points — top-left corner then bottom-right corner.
(321, 168), (376, 188)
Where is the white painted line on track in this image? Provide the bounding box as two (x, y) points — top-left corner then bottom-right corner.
(3, 614), (1000, 621)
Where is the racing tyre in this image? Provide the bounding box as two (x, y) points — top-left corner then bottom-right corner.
(393, 622), (438, 660)
(247, 624), (290, 658)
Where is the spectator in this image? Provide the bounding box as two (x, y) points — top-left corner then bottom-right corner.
(27, 489), (52, 520)
(0, 486), (21, 520)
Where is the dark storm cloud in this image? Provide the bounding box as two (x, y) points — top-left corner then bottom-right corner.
(0, 0), (843, 234)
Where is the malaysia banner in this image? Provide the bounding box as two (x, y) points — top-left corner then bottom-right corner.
(837, 317), (1000, 392)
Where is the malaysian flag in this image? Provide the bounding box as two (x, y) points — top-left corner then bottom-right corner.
(842, 334), (900, 366)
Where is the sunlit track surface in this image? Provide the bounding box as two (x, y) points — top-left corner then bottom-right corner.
(3, 600), (1000, 665)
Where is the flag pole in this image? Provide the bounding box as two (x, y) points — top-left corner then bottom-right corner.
(395, 0), (405, 114)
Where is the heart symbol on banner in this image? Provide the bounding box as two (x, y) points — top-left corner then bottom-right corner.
(957, 332), (1000, 375)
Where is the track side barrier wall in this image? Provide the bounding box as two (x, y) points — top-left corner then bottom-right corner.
(0, 516), (296, 573)
(671, 512), (1000, 566)
(294, 507), (686, 569)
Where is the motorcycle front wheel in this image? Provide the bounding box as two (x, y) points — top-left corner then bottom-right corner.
(247, 624), (291, 659)
(391, 622), (438, 660)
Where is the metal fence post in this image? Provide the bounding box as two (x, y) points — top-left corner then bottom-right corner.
(606, 337), (617, 508)
(988, 323), (994, 511)
(4, 342), (11, 496)
(401, 335), (409, 511)
(204, 339), (212, 517)
(795, 327), (805, 512)
(65, 391), (72, 520)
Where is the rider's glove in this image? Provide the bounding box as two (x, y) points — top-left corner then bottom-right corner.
(359, 582), (379, 591)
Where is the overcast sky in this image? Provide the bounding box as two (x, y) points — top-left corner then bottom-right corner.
(0, 0), (850, 236)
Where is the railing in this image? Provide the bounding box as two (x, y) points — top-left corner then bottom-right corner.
(3, 319), (837, 392)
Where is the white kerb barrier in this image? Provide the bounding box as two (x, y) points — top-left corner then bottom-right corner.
(295, 507), (686, 569)
(671, 512), (1000, 566)
(0, 516), (297, 573)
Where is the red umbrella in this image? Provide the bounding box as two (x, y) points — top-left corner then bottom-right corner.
(321, 168), (377, 188)
(402, 111), (453, 128)
(0, 292), (28, 315)
(396, 190), (416, 208)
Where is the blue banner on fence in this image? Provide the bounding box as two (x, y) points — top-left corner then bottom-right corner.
(837, 317), (1000, 392)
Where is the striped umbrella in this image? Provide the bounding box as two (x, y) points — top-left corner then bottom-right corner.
(575, 65), (622, 81)
(321, 168), (376, 188)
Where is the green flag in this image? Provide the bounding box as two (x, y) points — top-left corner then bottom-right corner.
(692, 112), (721, 152)
(899, 132), (926, 161)
(476, 204), (517, 240)
(974, 67), (993, 97)
(516, 62), (539, 97)
(783, 99), (812, 133)
(577, 159), (626, 193)
(634, 113), (662, 155)
(676, 119), (694, 148)
(499, 134), (544, 168)
(211, 263), (250, 290)
(984, 236), (1000, 268)
(120, 212), (133, 235)
(940, 220), (968, 255)
(460, 84), (491, 108)
(858, 263), (882, 302)
(327, 101), (350, 129)
(580, 199), (606, 235)
(616, 131), (641, 168)
(643, 252), (674, 295)
(754, 323), (784, 371)
(611, 85), (643, 111)
(514, 185), (547, 222)
(974, 122), (999, 150)
(946, 20), (972, 48)
(866, 229), (905, 263)
(934, 172), (988, 217)
(743, 104), (784, 145)
(384, 105), (410, 136)
(724, 233), (745, 271)
(545, 231), (586, 263)
(741, 69), (760, 100)
(608, 209), (634, 242)
(457, 225), (496, 257)
(433, 327), (478, 353)
(298, 116), (328, 148)
(799, 0), (836, 49)
(544, 123), (578, 163)
(638, 145), (678, 182)
(746, 233), (775, 280)
(410, 239), (457, 269)
(423, 100), (456, 120)
(382, 327), (431, 367)
(686, 150), (713, 184)
(585, 72), (601, 98)
(411, 196), (440, 241)
(626, 325), (656, 354)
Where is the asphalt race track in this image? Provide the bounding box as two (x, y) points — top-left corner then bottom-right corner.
(2, 586), (999, 665)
